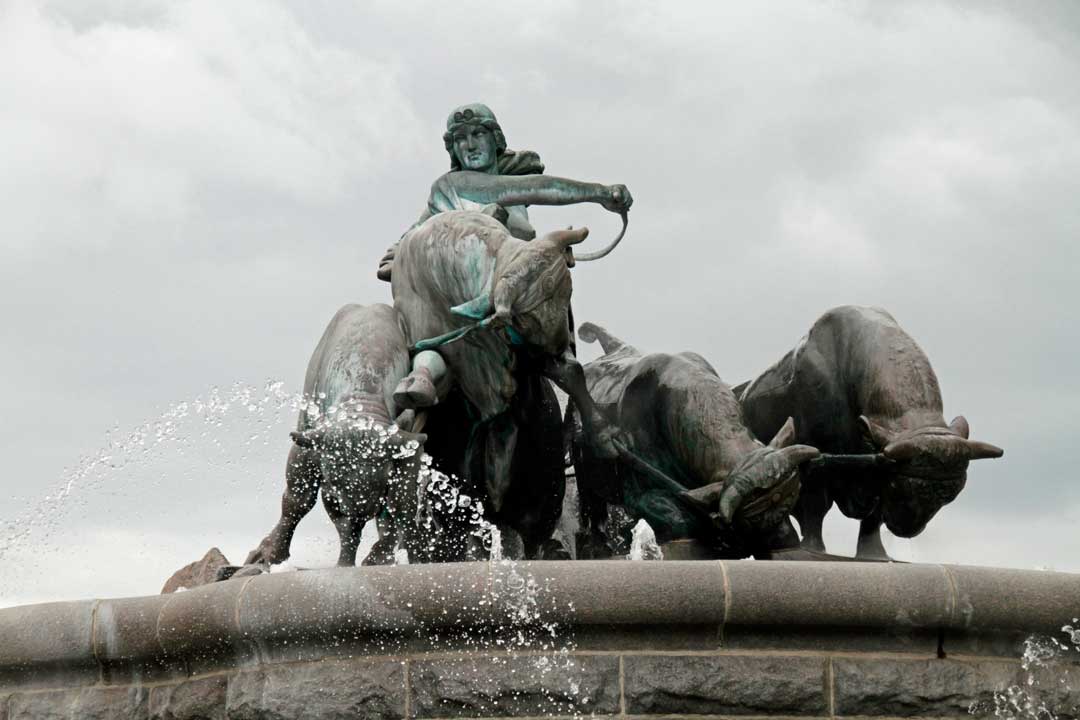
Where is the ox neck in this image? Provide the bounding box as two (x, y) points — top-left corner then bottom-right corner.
(334, 392), (395, 427)
(688, 434), (762, 488)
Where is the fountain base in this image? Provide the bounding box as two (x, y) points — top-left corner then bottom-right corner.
(1, 561), (1078, 718)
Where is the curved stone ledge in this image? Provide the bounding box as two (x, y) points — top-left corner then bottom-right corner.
(2, 561), (1079, 718)
(3, 561), (1078, 674)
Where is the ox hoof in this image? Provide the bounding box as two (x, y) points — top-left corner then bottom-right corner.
(539, 538), (572, 560)
(798, 537), (827, 554)
(244, 537), (289, 567)
(393, 370), (438, 409)
(217, 563), (268, 581)
(362, 538), (396, 566)
(855, 547), (893, 562)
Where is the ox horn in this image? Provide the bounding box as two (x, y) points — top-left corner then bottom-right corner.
(544, 226), (589, 249)
(717, 483), (740, 526)
(781, 445), (822, 466)
(950, 415), (1003, 460)
(967, 440), (1004, 460)
(882, 439), (919, 461)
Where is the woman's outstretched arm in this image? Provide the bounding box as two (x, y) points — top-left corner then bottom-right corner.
(435, 171), (632, 213)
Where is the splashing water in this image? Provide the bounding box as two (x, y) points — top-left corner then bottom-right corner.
(0, 377), (589, 715)
(0, 380), (306, 584)
(628, 518), (663, 560)
(971, 621), (1080, 719)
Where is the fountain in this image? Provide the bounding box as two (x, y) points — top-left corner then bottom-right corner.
(1, 103), (1076, 719)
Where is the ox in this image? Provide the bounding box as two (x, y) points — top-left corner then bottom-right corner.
(245, 303), (429, 568)
(570, 322), (820, 558)
(737, 305), (1003, 560)
(390, 210), (623, 558)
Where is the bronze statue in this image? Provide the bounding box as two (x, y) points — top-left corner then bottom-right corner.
(382, 103), (633, 558)
(377, 103), (630, 282)
(569, 322), (820, 559)
(228, 104), (1003, 570)
(245, 304), (429, 568)
(737, 305), (1003, 560)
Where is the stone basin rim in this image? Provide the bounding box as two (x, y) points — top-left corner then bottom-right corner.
(1, 560), (1077, 673)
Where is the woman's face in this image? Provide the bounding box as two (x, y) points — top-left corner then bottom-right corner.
(452, 123), (498, 172)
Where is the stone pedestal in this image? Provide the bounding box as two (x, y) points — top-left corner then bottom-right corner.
(2, 561), (1078, 718)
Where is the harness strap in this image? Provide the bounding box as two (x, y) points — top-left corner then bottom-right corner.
(410, 316), (494, 353)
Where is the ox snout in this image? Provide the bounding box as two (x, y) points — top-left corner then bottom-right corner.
(881, 502), (931, 538)
(880, 472), (966, 538)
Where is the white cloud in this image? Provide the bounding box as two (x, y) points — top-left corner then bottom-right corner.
(1, 1), (1079, 605)
(0, 0), (423, 255)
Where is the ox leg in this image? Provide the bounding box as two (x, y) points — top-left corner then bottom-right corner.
(363, 513), (397, 566)
(576, 483), (613, 559)
(795, 480), (830, 554)
(245, 444), (321, 566)
(542, 350), (618, 458)
(759, 518), (801, 557)
(384, 458), (425, 564)
(321, 489), (367, 567)
(855, 508), (891, 561)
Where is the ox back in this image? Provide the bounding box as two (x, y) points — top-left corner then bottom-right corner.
(574, 323), (771, 557)
(298, 303), (410, 430)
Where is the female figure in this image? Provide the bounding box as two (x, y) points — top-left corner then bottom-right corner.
(377, 103), (631, 280)
(383, 103), (632, 558)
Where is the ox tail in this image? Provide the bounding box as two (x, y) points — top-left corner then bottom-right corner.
(578, 321), (626, 355)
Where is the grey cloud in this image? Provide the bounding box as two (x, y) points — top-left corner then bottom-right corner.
(2, 1), (1078, 605)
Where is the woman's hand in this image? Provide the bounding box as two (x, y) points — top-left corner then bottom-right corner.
(601, 184), (633, 214)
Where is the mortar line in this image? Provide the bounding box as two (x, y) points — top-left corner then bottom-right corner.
(0, 645), (950, 695)
(618, 654), (626, 716)
(719, 560), (731, 631)
(89, 599), (103, 684)
(826, 655), (835, 718)
(941, 564), (960, 627)
(234, 574), (260, 663)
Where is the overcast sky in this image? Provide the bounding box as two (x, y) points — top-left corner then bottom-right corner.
(2, 0), (1078, 607)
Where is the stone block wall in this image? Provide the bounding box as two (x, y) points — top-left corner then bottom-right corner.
(1, 561), (1078, 718)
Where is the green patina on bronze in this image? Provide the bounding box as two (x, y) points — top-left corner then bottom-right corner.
(235, 102), (1003, 569)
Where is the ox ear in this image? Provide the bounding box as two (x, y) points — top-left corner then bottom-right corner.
(450, 291), (493, 320)
(768, 417), (797, 449)
(858, 415), (893, 450)
(949, 415), (970, 439)
(290, 429), (317, 448)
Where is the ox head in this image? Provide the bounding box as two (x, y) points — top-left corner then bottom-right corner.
(451, 227), (590, 355)
(859, 415), (1002, 537)
(291, 417), (428, 499)
(684, 418), (820, 532)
